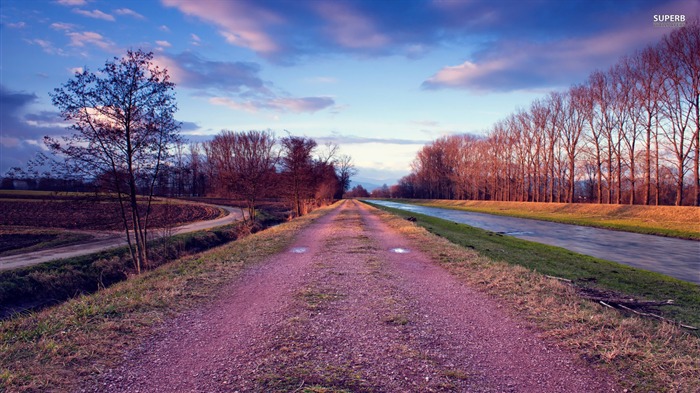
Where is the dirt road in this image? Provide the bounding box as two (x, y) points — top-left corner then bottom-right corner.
(88, 200), (616, 392)
(0, 205), (243, 271)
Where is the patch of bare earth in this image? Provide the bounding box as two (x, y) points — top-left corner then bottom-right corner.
(86, 200), (617, 392)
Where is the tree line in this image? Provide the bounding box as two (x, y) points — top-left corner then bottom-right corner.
(2, 50), (355, 273)
(169, 130), (356, 221)
(396, 21), (699, 206)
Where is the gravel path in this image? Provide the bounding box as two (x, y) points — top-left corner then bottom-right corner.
(86, 200), (617, 392)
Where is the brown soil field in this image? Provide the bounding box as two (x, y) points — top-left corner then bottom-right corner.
(0, 199), (222, 231)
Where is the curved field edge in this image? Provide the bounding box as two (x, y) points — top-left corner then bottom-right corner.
(364, 201), (700, 393)
(384, 198), (700, 240)
(0, 202), (339, 392)
(0, 229), (94, 257)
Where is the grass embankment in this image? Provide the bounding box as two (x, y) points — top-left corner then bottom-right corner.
(0, 229), (93, 257)
(0, 210), (282, 319)
(365, 201), (700, 392)
(0, 203), (337, 392)
(391, 198), (700, 240)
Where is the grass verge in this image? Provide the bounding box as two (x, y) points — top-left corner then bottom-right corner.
(365, 201), (700, 392)
(0, 203), (337, 392)
(388, 198), (700, 240)
(0, 229), (93, 257)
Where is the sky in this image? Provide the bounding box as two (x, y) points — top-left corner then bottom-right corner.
(1, 0), (698, 188)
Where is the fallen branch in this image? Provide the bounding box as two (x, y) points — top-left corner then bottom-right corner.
(617, 304), (698, 331)
(545, 275), (572, 283)
(585, 297), (674, 307)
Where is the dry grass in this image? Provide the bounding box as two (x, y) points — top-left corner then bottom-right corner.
(0, 203), (339, 393)
(367, 203), (700, 393)
(408, 199), (700, 239)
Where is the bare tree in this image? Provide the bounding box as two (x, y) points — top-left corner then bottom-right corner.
(335, 154), (357, 197)
(48, 49), (180, 274)
(207, 130), (278, 222)
(280, 136), (317, 217)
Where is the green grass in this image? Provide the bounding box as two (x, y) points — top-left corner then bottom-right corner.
(387, 198), (700, 240)
(366, 202), (700, 332)
(0, 231), (94, 257)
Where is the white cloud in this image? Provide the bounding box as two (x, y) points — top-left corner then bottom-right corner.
(156, 40), (172, 48)
(7, 22), (26, 29)
(67, 31), (115, 51)
(26, 39), (66, 56)
(56, 0), (87, 5)
(114, 8), (145, 19)
(159, 25), (170, 32)
(73, 9), (115, 22)
(50, 22), (77, 31)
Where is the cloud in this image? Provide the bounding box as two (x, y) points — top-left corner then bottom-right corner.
(314, 2), (389, 50)
(50, 22), (77, 31)
(6, 22), (26, 29)
(114, 8), (145, 19)
(210, 96), (335, 114)
(161, 0), (283, 56)
(154, 52), (266, 93)
(26, 39), (66, 55)
(179, 121), (200, 132)
(56, 0), (87, 5)
(0, 85), (68, 174)
(67, 31), (115, 51)
(422, 26), (668, 92)
(422, 0), (700, 92)
(315, 132), (430, 146)
(155, 40), (172, 48)
(73, 9), (115, 21)
(159, 25), (170, 32)
(190, 33), (201, 46)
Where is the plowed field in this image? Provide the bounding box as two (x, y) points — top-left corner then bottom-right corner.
(0, 199), (222, 230)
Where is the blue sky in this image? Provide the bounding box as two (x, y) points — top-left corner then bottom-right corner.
(1, 0), (697, 186)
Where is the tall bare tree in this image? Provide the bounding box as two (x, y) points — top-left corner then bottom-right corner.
(207, 130), (278, 222)
(280, 136), (317, 217)
(48, 49), (180, 274)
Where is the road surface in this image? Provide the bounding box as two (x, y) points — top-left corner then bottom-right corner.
(88, 200), (616, 392)
(0, 205), (244, 271)
(368, 200), (700, 284)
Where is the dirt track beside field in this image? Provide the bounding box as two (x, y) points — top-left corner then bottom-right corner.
(88, 200), (617, 392)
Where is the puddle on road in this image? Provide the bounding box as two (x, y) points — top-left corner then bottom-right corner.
(499, 231), (533, 236)
(390, 248), (410, 254)
(290, 247), (308, 253)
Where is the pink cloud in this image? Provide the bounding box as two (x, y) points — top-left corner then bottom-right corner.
(210, 96), (334, 114)
(314, 2), (389, 49)
(423, 21), (675, 91)
(161, 0), (283, 55)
